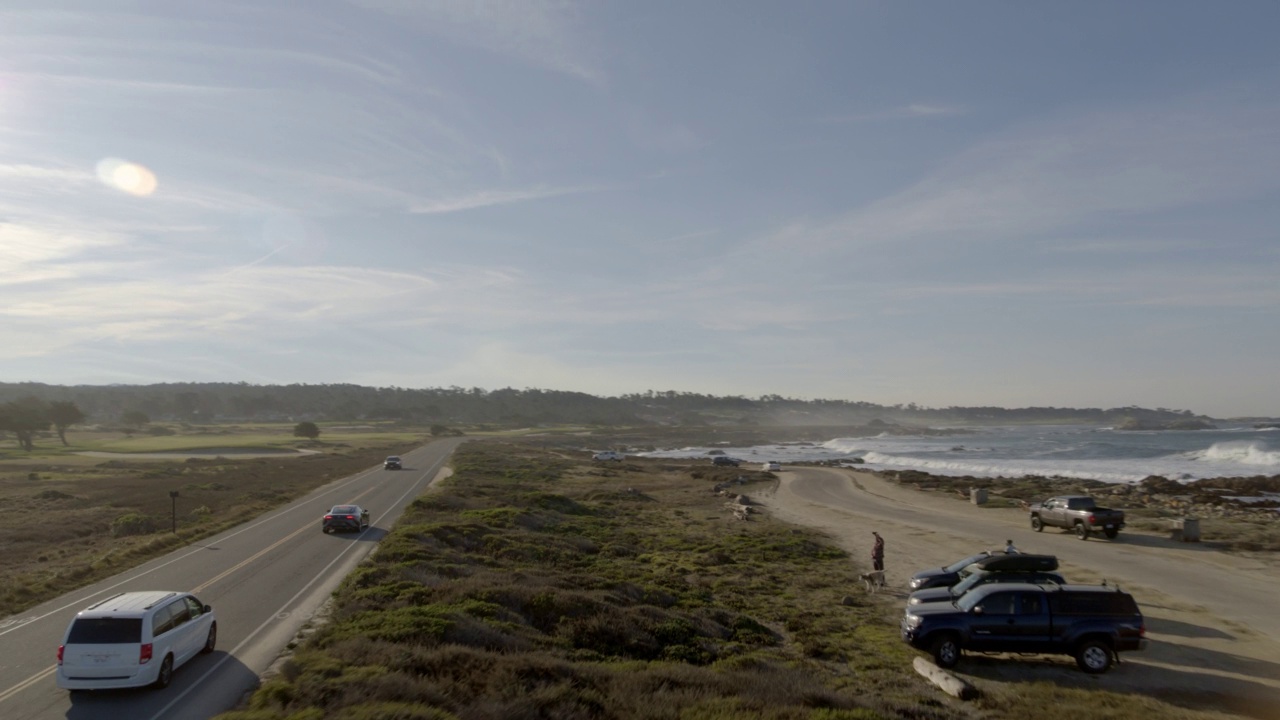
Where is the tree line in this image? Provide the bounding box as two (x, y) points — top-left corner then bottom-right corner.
(0, 382), (1218, 452)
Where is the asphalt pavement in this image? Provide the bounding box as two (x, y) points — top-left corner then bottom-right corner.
(0, 437), (463, 720)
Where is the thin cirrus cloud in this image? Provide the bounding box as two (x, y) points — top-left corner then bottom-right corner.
(817, 103), (968, 124)
(408, 185), (597, 215)
(781, 94), (1280, 254)
(345, 0), (602, 83)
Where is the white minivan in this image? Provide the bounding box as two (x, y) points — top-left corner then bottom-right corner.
(57, 591), (216, 690)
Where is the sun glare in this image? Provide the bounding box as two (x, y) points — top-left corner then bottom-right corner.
(95, 157), (158, 196)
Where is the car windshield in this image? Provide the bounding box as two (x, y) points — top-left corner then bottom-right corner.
(331, 506), (356, 514)
(948, 572), (989, 596)
(955, 590), (991, 613)
(944, 554), (986, 573)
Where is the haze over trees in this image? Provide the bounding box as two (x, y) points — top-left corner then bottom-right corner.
(48, 400), (85, 446)
(0, 397), (52, 451)
(0, 382), (1221, 429)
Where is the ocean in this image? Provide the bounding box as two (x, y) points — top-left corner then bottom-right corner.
(639, 424), (1280, 484)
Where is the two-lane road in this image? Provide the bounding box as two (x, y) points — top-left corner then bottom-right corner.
(0, 438), (463, 720)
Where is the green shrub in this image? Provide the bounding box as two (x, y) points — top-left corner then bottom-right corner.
(110, 513), (158, 538)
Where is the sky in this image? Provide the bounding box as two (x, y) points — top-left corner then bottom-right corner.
(1, 1), (1278, 418)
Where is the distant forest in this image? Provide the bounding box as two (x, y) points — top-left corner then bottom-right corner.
(0, 382), (1215, 428)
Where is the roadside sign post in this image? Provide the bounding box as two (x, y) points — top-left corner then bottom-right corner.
(170, 490), (179, 533)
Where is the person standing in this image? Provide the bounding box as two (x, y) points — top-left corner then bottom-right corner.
(871, 531), (885, 572)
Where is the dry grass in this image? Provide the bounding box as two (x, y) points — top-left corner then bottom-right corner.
(0, 437), (417, 617)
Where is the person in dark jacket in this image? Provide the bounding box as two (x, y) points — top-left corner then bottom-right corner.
(871, 531), (885, 571)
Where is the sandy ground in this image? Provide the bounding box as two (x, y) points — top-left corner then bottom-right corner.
(759, 467), (1280, 719)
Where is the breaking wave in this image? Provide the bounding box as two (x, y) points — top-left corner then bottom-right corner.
(1187, 441), (1280, 467)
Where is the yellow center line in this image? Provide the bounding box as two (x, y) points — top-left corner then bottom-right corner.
(0, 667), (55, 705)
(194, 484), (378, 594)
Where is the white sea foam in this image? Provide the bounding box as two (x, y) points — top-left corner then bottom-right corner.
(640, 425), (1279, 484)
(1187, 441), (1280, 467)
(860, 452), (1145, 484)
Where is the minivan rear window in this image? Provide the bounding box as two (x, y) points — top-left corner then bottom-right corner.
(67, 618), (143, 644)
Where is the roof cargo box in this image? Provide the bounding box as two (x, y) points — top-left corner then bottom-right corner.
(974, 554), (1059, 572)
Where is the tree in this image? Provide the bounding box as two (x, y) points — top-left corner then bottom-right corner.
(48, 401), (86, 446)
(293, 421), (320, 439)
(0, 397), (51, 451)
(121, 410), (150, 428)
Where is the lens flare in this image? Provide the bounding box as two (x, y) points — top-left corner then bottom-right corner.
(95, 158), (158, 196)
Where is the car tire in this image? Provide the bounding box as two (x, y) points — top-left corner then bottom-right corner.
(202, 623), (217, 654)
(1030, 515), (1043, 532)
(930, 634), (961, 669)
(153, 655), (174, 689)
(1074, 522), (1090, 541)
(1104, 528), (1119, 539)
(323, 527), (331, 534)
(1075, 639), (1114, 673)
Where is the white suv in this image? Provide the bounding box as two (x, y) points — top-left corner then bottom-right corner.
(57, 591), (216, 690)
(592, 451), (624, 461)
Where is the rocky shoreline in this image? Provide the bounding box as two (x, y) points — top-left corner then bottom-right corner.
(868, 467), (1280, 522)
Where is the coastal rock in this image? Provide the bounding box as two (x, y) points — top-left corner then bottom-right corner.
(1115, 417), (1217, 431)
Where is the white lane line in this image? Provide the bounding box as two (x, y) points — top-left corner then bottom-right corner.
(0, 461), (378, 640)
(147, 452), (450, 720)
(0, 453), (412, 638)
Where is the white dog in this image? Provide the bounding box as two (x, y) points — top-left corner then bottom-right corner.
(860, 571), (886, 593)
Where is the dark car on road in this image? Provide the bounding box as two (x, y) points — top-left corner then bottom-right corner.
(322, 505), (370, 533)
(908, 552), (993, 591)
(907, 567), (1067, 606)
(711, 456), (741, 467)
(384, 456), (402, 470)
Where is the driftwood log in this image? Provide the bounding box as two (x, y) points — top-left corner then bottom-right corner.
(912, 657), (978, 700)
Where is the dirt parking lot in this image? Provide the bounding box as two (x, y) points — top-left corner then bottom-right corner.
(761, 467), (1280, 719)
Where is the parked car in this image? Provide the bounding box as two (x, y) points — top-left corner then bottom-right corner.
(762, 461), (782, 471)
(384, 456), (402, 470)
(1028, 495), (1126, 540)
(57, 591), (216, 690)
(712, 456), (741, 467)
(907, 551), (993, 591)
(907, 567), (1066, 606)
(593, 451), (624, 461)
(322, 504), (370, 533)
(902, 583), (1146, 673)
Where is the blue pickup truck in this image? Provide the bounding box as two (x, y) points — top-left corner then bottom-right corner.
(901, 583), (1146, 673)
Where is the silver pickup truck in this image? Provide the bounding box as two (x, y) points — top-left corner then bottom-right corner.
(1028, 495), (1125, 540)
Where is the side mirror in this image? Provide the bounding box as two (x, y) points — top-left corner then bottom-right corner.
(203, 605), (212, 613)
(971, 606), (984, 615)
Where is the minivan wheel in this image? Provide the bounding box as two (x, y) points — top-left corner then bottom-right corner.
(153, 655), (174, 689)
(1076, 640), (1113, 673)
(930, 634), (961, 668)
(202, 622), (217, 654)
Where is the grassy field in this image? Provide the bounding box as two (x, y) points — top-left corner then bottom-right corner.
(0, 423), (427, 617)
(212, 441), (1239, 720)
